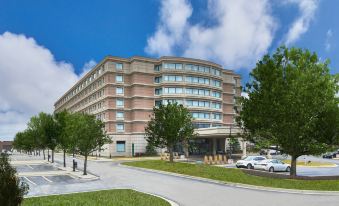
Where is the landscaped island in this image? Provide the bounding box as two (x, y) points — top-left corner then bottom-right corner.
(124, 160), (339, 191)
(22, 189), (170, 206)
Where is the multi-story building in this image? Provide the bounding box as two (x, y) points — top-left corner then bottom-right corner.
(54, 56), (242, 157)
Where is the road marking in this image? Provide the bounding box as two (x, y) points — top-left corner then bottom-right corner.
(23, 176), (36, 185)
(26, 164), (33, 169)
(42, 176), (53, 183)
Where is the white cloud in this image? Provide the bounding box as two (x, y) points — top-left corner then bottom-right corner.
(0, 32), (83, 140)
(145, 0), (192, 55)
(325, 29), (333, 52)
(79, 60), (97, 78)
(145, 0), (277, 69)
(284, 0), (318, 45)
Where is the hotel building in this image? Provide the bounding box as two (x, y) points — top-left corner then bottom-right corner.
(54, 56), (243, 157)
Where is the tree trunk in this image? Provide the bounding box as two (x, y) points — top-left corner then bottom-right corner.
(52, 150), (54, 163)
(63, 150), (66, 167)
(48, 149), (50, 162)
(290, 155), (298, 177)
(168, 146), (174, 163)
(84, 155), (88, 175)
(43, 150), (45, 160)
(73, 152), (75, 172)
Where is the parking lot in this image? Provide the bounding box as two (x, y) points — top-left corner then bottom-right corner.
(16, 163), (84, 187)
(10, 154), (98, 194)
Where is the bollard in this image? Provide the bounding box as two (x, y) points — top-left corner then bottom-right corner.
(218, 154), (223, 164)
(204, 155), (209, 164)
(209, 155), (213, 164)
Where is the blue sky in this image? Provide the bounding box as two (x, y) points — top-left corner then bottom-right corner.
(0, 0), (338, 140)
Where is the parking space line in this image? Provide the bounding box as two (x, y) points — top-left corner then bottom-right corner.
(26, 165), (33, 169)
(42, 176), (53, 183)
(23, 176), (36, 185)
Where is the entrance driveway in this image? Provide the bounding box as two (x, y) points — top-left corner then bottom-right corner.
(11, 153), (339, 206)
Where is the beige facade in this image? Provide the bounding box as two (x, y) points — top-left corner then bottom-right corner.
(54, 56), (241, 157)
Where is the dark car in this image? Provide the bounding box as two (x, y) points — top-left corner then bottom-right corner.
(323, 152), (336, 159)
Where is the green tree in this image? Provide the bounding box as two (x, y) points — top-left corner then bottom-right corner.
(39, 112), (59, 163)
(68, 113), (111, 175)
(238, 46), (339, 176)
(54, 110), (70, 167)
(0, 153), (29, 206)
(145, 103), (196, 162)
(27, 115), (48, 159)
(145, 142), (157, 156)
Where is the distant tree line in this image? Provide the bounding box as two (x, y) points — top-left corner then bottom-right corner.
(13, 111), (111, 175)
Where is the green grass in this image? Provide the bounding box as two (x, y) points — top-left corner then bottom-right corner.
(23, 189), (170, 206)
(123, 160), (339, 191)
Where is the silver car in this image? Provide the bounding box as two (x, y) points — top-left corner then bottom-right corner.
(254, 159), (291, 172)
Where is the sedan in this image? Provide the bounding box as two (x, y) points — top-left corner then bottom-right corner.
(254, 159), (291, 172)
(323, 152), (336, 159)
(236, 156), (267, 169)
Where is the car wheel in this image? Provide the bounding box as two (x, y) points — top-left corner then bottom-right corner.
(247, 164), (252, 169)
(236, 165), (240, 168)
(269, 167), (274, 172)
(286, 166), (291, 172)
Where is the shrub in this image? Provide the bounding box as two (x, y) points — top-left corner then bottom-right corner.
(0, 153), (29, 206)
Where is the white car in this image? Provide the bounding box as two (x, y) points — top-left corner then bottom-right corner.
(254, 159), (291, 172)
(236, 156), (266, 169)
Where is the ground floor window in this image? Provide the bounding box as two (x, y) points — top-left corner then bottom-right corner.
(116, 141), (126, 152)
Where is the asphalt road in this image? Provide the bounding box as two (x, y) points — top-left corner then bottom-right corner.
(17, 153), (339, 206)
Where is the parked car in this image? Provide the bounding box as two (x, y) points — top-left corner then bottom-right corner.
(323, 152), (337, 159)
(254, 159), (291, 172)
(236, 156), (266, 169)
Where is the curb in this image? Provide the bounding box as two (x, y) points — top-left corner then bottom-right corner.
(133, 189), (179, 206)
(25, 188), (179, 206)
(120, 164), (339, 196)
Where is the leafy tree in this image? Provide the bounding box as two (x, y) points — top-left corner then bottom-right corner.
(228, 136), (241, 157)
(0, 153), (29, 206)
(27, 115), (47, 159)
(145, 143), (157, 156)
(145, 103), (196, 162)
(238, 46), (339, 176)
(64, 113), (81, 171)
(38, 112), (59, 163)
(68, 113), (111, 175)
(54, 110), (70, 167)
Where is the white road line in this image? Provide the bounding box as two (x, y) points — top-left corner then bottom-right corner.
(23, 176), (36, 185)
(42, 176), (53, 183)
(26, 164), (33, 169)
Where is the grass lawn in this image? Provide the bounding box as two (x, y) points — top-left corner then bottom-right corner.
(282, 160), (336, 167)
(124, 160), (339, 191)
(22, 189), (170, 206)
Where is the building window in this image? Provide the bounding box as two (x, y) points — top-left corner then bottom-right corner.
(116, 99), (124, 107)
(116, 75), (123, 82)
(155, 88), (162, 95)
(116, 123), (124, 132)
(116, 141), (125, 152)
(164, 87), (183, 94)
(116, 63), (123, 70)
(212, 91), (221, 98)
(154, 65), (161, 71)
(163, 63), (183, 70)
(155, 100), (162, 107)
(116, 87), (124, 94)
(211, 102), (221, 109)
(213, 113), (222, 120)
(154, 76), (162, 83)
(116, 111), (124, 119)
(212, 80), (221, 87)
